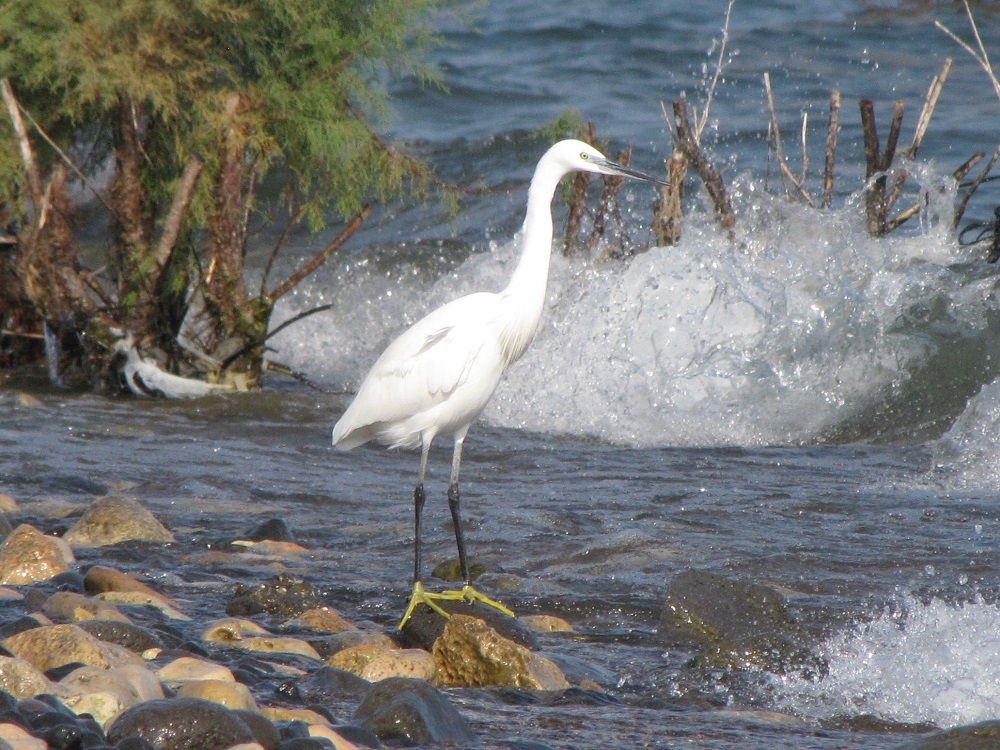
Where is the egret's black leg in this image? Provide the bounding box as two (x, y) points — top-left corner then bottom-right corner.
(448, 482), (470, 584)
(398, 432), (513, 629)
(413, 482), (426, 585)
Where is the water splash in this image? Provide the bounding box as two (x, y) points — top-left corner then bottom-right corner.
(771, 596), (1000, 728)
(271, 167), (999, 447)
(932, 378), (1000, 490)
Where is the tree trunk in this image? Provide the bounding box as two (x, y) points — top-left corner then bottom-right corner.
(204, 93), (266, 376)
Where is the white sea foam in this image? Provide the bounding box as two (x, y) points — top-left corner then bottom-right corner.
(271, 169), (997, 447)
(772, 596), (1000, 728)
(932, 378), (1000, 490)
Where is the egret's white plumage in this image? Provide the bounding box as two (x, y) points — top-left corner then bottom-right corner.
(332, 139), (663, 626)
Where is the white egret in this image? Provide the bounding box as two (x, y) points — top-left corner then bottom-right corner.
(332, 139), (664, 628)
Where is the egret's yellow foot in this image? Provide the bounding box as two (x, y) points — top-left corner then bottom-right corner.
(446, 583), (516, 618)
(398, 581), (514, 630)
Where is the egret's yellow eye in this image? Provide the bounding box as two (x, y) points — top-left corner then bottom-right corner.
(580, 153), (589, 160)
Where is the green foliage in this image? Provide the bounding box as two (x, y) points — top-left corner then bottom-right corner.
(0, 0), (458, 232)
(0, 0), (461, 384)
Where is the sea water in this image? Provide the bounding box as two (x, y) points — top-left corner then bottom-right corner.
(6, 2), (1000, 748)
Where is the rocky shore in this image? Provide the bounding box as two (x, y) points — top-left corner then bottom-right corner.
(0, 491), (986, 750)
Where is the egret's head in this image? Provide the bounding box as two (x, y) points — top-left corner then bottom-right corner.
(547, 139), (666, 185)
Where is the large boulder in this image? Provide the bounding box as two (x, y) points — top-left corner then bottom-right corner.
(659, 569), (825, 677)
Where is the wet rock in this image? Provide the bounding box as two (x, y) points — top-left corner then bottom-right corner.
(0, 525), (74, 585)
(519, 614), (574, 633)
(42, 592), (129, 624)
(0, 656), (55, 698)
(0, 514), (13, 541)
(896, 719), (1000, 749)
(225, 574), (319, 618)
(398, 600), (535, 652)
(202, 619), (322, 660)
(62, 496), (174, 548)
(430, 559), (485, 583)
(327, 644), (437, 683)
(353, 677), (476, 746)
(107, 696), (256, 749)
(433, 615), (569, 690)
(0, 618), (40, 640)
(308, 722), (371, 749)
(93, 591), (189, 621)
(241, 518), (296, 544)
(0, 722), (46, 749)
(658, 569), (825, 677)
(541, 651), (616, 687)
(83, 566), (178, 608)
(156, 657), (237, 685)
(299, 666), (373, 703)
(0, 494), (19, 513)
(309, 631), (395, 660)
(284, 608), (360, 635)
(4, 624), (142, 672)
(60, 663), (164, 727)
(75, 619), (164, 653)
(175, 679), (257, 711)
(232, 709), (281, 750)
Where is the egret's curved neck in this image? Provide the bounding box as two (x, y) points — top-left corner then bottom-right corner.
(495, 160), (566, 367)
(503, 164), (563, 305)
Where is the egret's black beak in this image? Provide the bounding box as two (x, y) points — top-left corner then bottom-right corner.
(596, 158), (669, 186)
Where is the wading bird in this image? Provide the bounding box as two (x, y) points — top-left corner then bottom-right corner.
(332, 139), (664, 628)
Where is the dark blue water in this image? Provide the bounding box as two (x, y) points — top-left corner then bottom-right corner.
(7, 2), (1000, 748)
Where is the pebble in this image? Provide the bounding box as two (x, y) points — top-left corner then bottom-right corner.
(202, 618), (322, 660)
(3, 623), (142, 672)
(0, 657), (54, 699)
(0, 526), (74, 585)
(353, 676), (476, 746)
(83, 565), (179, 608)
(519, 614), (575, 633)
(175, 678), (258, 711)
(41, 591), (128, 623)
(107, 696), (257, 749)
(156, 656), (237, 685)
(62, 496), (175, 547)
(284, 608), (360, 634)
(0, 722), (45, 750)
(327, 644), (438, 683)
(225, 574), (320, 618)
(0, 502), (605, 749)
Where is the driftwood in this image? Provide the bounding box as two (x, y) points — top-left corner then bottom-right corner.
(822, 90), (841, 208)
(653, 147), (688, 247)
(670, 98), (735, 237)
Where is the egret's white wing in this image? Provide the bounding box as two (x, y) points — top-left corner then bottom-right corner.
(333, 293), (502, 449)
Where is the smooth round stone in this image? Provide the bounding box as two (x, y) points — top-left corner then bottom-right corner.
(283, 608), (360, 635)
(225, 574), (320, 618)
(62, 496), (174, 548)
(3, 624), (141, 673)
(41, 592), (128, 624)
(327, 644), (437, 683)
(83, 567), (179, 608)
(175, 679), (257, 711)
(107, 697), (256, 750)
(0, 657), (53, 700)
(0, 525), (74, 585)
(353, 677), (476, 746)
(156, 657), (236, 685)
(519, 615), (574, 633)
(0, 721), (47, 749)
(232, 710), (281, 750)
